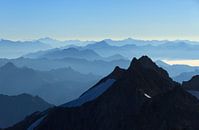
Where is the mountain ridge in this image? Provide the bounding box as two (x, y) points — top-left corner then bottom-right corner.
(8, 56), (199, 130)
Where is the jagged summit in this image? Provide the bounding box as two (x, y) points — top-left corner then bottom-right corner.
(7, 55), (198, 130)
(107, 66), (125, 80)
(138, 55), (157, 68)
(129, 56), (158, 69)
(128, 56), (170, 80)
(130, 56), (156, 68)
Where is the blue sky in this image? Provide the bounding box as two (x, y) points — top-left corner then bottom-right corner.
(0, 0), (199, 41)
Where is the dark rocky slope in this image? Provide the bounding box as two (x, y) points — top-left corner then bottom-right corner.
(7, 56), (199, 130)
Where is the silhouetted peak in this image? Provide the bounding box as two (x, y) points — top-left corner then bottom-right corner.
(138, 56), (157, 68)
(108, 66), (125, 80)
(96, 40), (110, 46)
(63, 47), (78, 52)
(128, 56), (170, 80)
(128, 57), (137, 66)
(1, 62), (16, 70)
(129, 56), (156, 70)
(139, 55), (153, 62)
(17, 93), (34, 98)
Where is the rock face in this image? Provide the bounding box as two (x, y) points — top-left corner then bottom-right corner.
(135, 87), (199, 130)
(7, 56), (199, 130)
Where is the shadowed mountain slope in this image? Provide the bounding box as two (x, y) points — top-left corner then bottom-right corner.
(7, 56), (199, 130)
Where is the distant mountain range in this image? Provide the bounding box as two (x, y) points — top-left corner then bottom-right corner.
(24, 48), (102, 60)
(0, 93), (52, 128)
(0, 57), (130, 76)
(173, 70), (199, 83)
(0, 39), (51, 58)
(156, 60), (199, 77)
(24, 47), (126, 61)
(0, 38), (95, 58)
(1, 37), (199, 60)
(7, 56), (199, 130)
(38, 37), (95, 48)
(0, 62), (100, 105)
(156, 60), (199, 82)
(80, 40), (199, 59)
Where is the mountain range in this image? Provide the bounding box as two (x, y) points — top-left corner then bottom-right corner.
(0, 62), (100, 105)
(7, 56), (199, 130)
(80, 40), (199, 59)
(173, 70), (199, 83)
(1, 38), (199, 60)
(0, 39), (51, 58)
(0, 93), (52, 128)
(156, 60), (199, 80)
(24, 47), (126, 61)
(0, 57), (130, 76)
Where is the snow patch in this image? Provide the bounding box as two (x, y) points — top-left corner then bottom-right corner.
(144, 93), (151, 98)
(187, 90), (199, 99)
(63, 79), (116, 107)
(27, 115), (46, 130)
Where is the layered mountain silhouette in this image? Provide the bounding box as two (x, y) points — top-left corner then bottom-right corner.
(24, 48), (102, 61)
(156, 60), (199, 77)
(0, 62), (100, 105)
(0, 93), (52, 128)
(7, 56), (199, 130)
(0, 57), (129, 76)
(0, 39), (51, 58)
(24, 47), (126, 61)
(82, 40), (199, 60)
(1, 38), (199, 60)
(174, 69), (199, 83)
(38, 37), (95, 48)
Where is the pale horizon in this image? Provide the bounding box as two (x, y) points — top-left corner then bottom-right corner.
(1, 36), (199, 43)
(164, 60), (199, 66)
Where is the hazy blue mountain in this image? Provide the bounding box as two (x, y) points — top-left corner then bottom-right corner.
(82, 40), (199, 60)
(24, 47), (127, 62)
(24, 48), (102, 60)
(105, 54), (127, 61)
(38, 37), (66, 48)
(104, 38), (167, 46)
(156, 60), (199, 77)
(173, 69), (199, 83)
(38, 37), (95, 48)
(0, 93), (52, 128)
(0, 62), (100, 105)
(0, 57), (130, 76)
(0, 39), (51, 58)
(1, 38), (199, 60)
(82, 40), (136, 57)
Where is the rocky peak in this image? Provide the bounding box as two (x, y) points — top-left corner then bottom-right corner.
(107, 66), (125, 80)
